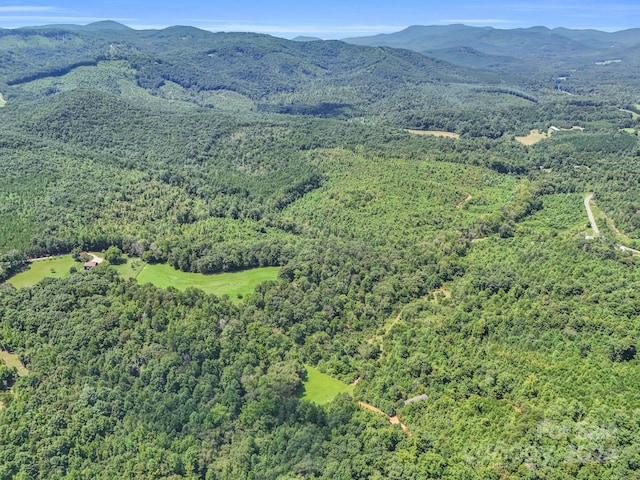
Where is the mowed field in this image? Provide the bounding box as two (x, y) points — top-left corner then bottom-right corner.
(6, 255), (77, 288)
(301, 365), (355, 405)
(5, 255), (279, 301)
(133, 263), (279, 300)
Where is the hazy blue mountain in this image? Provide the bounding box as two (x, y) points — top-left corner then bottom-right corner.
(344, 24), (640, 69)
(291, 36), (323, 42)
(345, 24), (595, 57)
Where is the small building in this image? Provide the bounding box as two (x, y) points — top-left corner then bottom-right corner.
(404, 394), (428, 406)
(550, 126), (560, 132)
(83, 261), (98, 270)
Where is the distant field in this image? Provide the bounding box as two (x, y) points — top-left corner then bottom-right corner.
(134, 263), (279, 300)
(301, 365), (355, 405)
(0, 350), (28, 376)
(406, 129), (460, 139)
(6, 255), (77, 288)
(515, 129), (547, 145)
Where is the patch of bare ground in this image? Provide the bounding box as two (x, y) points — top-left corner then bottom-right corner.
(406, 129), (460, 139)
(0, 351), (28, 376)
(350, 377), (361, 386)
(358, 401), (411, 435)
(515, 129), (547, 145)
(456, 193), (472, 209)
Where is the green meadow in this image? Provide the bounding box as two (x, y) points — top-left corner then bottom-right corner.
(133, 263), (279, 300)
(301, 365), (355, 405)
(5, 255), (279, 301)
(6, 255), (77, 288)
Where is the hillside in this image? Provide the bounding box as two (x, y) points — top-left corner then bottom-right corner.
(0, 21), (640, 480)
(0, 22), (490, 120)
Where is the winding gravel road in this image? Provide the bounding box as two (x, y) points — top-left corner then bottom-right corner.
(584, 194), (600, 236)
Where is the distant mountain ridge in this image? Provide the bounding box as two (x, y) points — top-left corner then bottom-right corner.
(344, 24), (640, 54)
(344, 24), (640, 68)
(343, 24), (640, 95)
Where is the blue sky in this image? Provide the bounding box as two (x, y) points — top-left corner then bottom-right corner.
(0, 1), (639, 37)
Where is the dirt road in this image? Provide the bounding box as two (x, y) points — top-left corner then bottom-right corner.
(584, 194), (600, 236)
(357, 401), (411, 436)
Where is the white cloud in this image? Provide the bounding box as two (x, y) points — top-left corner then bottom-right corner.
(0, 6), (58, 13)
(184, 22), (404, 38)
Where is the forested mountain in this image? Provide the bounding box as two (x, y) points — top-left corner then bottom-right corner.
(1, 21), (640, 479)
(0, 22), (489, 120)
(345, 24), (640, 61)
(345, 24), (640, 99)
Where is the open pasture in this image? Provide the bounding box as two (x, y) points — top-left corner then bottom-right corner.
(134, 263), (279, 300)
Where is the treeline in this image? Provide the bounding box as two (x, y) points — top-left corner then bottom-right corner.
(6, 58), (104, 86)
(0, 250), (27, 283)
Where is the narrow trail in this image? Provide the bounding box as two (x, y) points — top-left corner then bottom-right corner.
(357, 401), (411, 436)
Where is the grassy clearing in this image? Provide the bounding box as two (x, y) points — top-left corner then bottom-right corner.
(135, 263), (279, 300)
(4, 253), (278, 300)
(301, 366), (355, 405)
(407, 129), (460, 139)
(515, 129), (548, 145)
(6, 255), (78, 288)
(0, 351), (28, 376)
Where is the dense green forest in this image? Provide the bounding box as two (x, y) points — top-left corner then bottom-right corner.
(1, 22), (640, 479)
